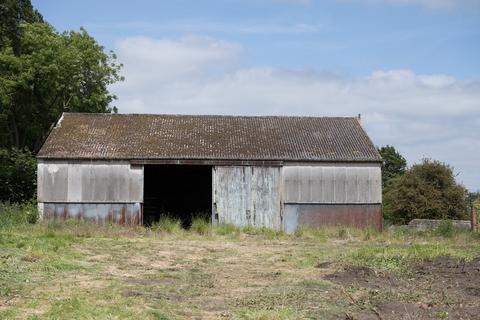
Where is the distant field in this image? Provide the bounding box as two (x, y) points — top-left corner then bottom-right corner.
(1, 215), (480, 319)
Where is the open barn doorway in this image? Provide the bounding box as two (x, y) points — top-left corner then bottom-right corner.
(143, 165), (212, 227)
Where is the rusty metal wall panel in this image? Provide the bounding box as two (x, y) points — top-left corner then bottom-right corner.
(213, 166), (281, 230)
(284, 204), (382, 233)
(41, 202), (142, 225)
(282, 163), (381, 204)
(37, 160), (143, 203)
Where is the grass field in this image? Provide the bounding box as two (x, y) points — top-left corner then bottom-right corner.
(1, 207), (480, 319)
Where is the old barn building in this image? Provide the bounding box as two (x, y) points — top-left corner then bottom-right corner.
(37, 113), (382, 231)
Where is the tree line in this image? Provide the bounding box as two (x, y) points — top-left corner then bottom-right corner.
(0, 0), (122, 202)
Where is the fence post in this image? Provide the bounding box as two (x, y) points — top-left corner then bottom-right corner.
(472, 205), (478, 232)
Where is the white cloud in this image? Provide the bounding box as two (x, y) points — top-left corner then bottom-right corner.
(111, 36), (480, 190)
(87, 22), (322, 35)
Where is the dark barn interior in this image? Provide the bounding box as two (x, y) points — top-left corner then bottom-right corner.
(143, 165), (212, 227)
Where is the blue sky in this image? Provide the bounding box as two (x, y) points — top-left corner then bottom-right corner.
(35, 0), (479, 78)
(33, 0), (479, 190)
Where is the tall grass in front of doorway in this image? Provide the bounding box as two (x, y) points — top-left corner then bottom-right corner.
(190, 217), (212, 235)
(151, 216), (183, 234)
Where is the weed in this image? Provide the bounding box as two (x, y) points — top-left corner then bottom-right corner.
(294, 226), (327, 240)
(190, 218), (211, 235)
(298, 279), (331, 289)
(242, 225), (284, 239)
(350, 246), (407, 273)
(434, 220), (455, 238)
(337, 227), (349, 239)
(151, 216), (183, 234)
(294, 226), (306, 237)
(151, 310), (170, 320)
(214, 223), (238, 235)
(436, 310), (449, 319)
(0, 201), (37, 228)
(237, 308), (299, 320)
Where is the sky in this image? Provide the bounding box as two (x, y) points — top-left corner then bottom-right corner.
(33, 0), (480, 190)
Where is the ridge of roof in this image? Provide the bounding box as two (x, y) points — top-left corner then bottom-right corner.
(61, 112), (358, 120)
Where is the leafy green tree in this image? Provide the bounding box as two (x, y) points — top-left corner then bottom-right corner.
(378, 145), (407, 186)
(383, 159), (467, 224)
(0, 0), (43, 54)
(0, 23), (123, 150)
(0, 0), (123, 203)
(0, 148), (36, 203)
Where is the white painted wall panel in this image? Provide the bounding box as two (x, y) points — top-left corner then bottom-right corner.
(213, 166), (281, 230)
(283, 163), (381, 204)
(38, 161), (144, 203)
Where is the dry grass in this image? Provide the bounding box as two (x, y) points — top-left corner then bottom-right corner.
(0, 220), (479, 319)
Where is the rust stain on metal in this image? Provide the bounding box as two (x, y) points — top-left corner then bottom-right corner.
(42, 203), (143, 226)
(284, 204), (382, 232)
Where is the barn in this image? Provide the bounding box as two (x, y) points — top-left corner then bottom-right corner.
(37, 113), (382, 232)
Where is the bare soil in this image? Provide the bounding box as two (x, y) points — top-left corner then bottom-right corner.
(326, 256), (480, 320)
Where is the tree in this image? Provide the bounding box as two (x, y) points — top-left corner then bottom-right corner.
(0, 0), (122, 203)
(0, 22), (123, 150)
(0, 0), (43, 54)
(383, 159), (467, 224)
(378, 145), (407, 186)
(0, 148), (36, 203)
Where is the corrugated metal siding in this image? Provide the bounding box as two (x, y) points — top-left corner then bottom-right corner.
(282, 164), (381, 204)
(37, 161), (143, 203)
(213, 166), (281, 230)
(41, 203), (142, 225)
(283, 204), (382, 232)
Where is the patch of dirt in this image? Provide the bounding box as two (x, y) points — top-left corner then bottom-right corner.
(326, 256), (480, 320)
(122, 290), (186, 302)
(315, 261), (333, 268)
(20, 254), (41, 262)
(414, 256), (480, 298)
(325, 265), (399, 289)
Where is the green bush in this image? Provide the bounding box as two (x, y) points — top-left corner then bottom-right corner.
(383, 159), (467, 224)
(151, 216), (182, 234)
(0, 201), (38, 228)
(190, 217), (211, 235)
(0, 148), (37, 203)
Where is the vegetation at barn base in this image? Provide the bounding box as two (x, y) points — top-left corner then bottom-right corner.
(0, 201), (37, 227)
(383, 159), (467, 224)
(1, 204), (479, 319)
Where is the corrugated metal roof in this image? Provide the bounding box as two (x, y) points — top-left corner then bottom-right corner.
(37, 113), (381, 162)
